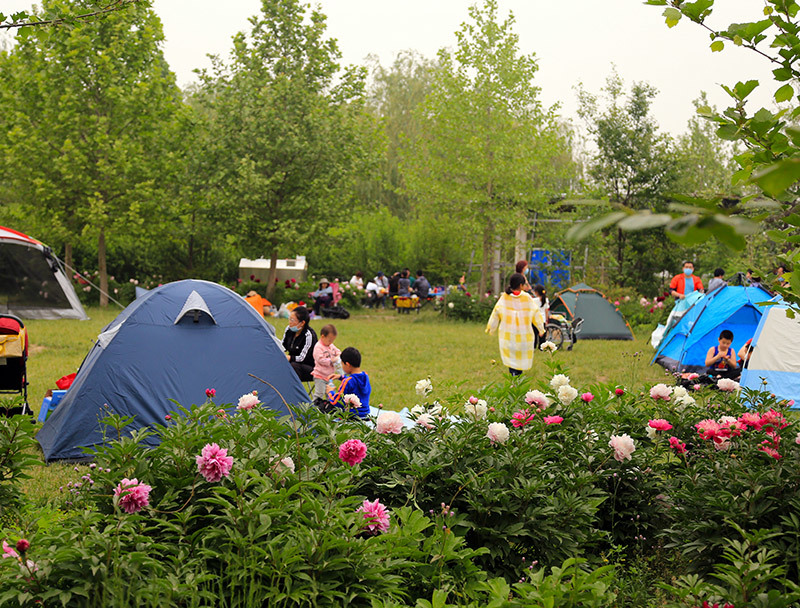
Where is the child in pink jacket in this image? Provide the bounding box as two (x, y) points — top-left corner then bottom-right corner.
(311, 324), (342, 409)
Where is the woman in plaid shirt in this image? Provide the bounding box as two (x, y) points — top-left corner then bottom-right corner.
(486, 273), (545, 376)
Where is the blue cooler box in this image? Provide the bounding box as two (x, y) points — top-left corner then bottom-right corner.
(38, 389), (67, 423)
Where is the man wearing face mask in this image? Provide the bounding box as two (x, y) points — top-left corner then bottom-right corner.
(669, 261), (704, 313)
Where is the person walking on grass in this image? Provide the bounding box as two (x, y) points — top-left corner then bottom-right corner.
(486, 273), (545, 377)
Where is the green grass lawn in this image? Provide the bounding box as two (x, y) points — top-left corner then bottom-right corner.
(17, 305), (668, 503)
(22, 306), (667, 415)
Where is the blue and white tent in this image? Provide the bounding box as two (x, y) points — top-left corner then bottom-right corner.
(37, 279), (309, 461)
(653, 285), (773, 372)
(740, 305), (800, 406)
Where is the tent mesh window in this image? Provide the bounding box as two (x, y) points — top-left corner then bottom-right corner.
(0, 244), (70, 310)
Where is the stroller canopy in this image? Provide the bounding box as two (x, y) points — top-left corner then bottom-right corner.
(740, 304), (800, 406)
(652, 285), (773, 372)
(550, 283), (634, 340)
(0, 226), (88, 320)
(37, 279), (310, 460)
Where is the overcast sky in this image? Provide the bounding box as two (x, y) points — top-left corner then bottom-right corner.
(4, 0), (778, 135)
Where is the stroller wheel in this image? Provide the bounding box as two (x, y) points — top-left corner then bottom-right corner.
(546, 324), (564, 347)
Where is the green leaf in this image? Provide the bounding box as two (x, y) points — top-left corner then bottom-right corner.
(773, 67), (792, 81)
(565, 212), (627, 242)
(775, 83), (794, 103)
(617, 212), (672, 230)
(681, 0), (713, 22)
(716, 124), (741, 140)
(710, 40), (725, 52)
(752, 158), (800, 196)
(732, 79), (759, 100)
(663, 7), (682, 27)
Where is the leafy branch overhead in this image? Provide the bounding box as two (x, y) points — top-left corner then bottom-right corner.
(569, 0), (800, 308)
(0, 1), (145, 33)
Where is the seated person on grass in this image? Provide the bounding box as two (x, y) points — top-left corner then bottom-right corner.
(331, 346), (370, 419)
(705, 329), (739, 380)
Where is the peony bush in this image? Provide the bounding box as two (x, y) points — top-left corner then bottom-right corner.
(2, 373), (800, 606)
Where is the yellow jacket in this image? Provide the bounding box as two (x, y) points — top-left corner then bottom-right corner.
(486, 291), (545, 371)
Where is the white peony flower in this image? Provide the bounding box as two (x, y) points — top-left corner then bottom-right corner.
(557, 384), (578, 405)
(649, 383), (673, 400)
(464, 399), (488, 419)
(645, 426), (658, 440)
(717, 378), (740, 392)
(410, 404), (426, 417)
(416, 413), (434, 430)
(525, 390), (551, 408)
(540, 341), (558, 353)
(376, 411), (404, 434)
(237, 392), (260, 411)
(609, 434), (636, 461)
(672, 386), (688, 400)
(550, 374), (571, 389)
(343, 394), (362, 409)
(415, 378), (433, 396)
(447, 302), (454, 309)
(486, 422), (510, 444)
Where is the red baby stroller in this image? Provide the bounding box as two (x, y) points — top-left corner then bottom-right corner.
(0, 314), (30, 416)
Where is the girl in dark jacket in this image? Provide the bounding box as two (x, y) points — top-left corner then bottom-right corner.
(282, 306), (317, 381)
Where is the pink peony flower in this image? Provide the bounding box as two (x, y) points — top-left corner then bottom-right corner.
(717, 378), (740, 392)
(713, 436), (731, 451)
(205, 388), (216, 399)
(357, 499), (390, 534)
(668, 436), (687, 454)
(759, 409), (788, 435)
(511, 409), (536, 428)
(273, 456), (295, 474)
(525, 390), (550, 408)
(339, 439), (367, 466)
(468, 396), (479, 405)
(543, 415), (563, 425)
(649, 384), (672, 400)
(609, 434), (636, 461)
(486, 422), (510, 444)
(196, 443), (234, 482)
(376, 411), (404, 434)
(581, 392), (594, 403)
(343, 394), (362, 410)
(693, 384), (702, 391)
(615, 388), (625, 396)
(795, 432), (800, 445)
(416, 413), (434, 429)
(114, 478), (152, 514)
(237, 391), (260, 411)
(614, 300), (620, 306)
(687, 373), (700, 380)
(695, 418), (725, 441)
(648, 419), (673, 432)
(759, 445), (781, 459)
(2, 541), (18, 559)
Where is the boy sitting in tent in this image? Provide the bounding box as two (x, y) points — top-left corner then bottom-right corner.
(705, 329), (739, 380)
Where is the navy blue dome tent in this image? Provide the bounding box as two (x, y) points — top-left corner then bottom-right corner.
(652, 285), (773, 372)
(38, 280), (309, 461)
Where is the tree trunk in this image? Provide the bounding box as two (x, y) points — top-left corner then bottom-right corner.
(616, 228), (625, 281)
(98, 226), (108, 307)
(64, 242), (73, 276)
(265, 249), (279, 301)
(187, 211), (195, 273)
(492, 235), (502, 296)
(479, 223), (491, 297)
(514, 225), (527, 264)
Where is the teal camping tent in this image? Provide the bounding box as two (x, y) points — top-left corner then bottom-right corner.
(550, 283), (634, 340)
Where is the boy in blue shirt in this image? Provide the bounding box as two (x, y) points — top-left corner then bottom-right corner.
(329, 346), (371, 419)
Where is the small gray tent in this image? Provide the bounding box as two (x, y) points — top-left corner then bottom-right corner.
(0, 226), (87, 320)
(550, 283), (634, 340)
(37, 280), (309, 461)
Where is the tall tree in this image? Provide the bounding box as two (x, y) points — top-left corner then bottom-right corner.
(576, 72), (679, 291)
(0, 0), (181, 305)
(402, 0), (570, 296)
(200, 0), (373, 299)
